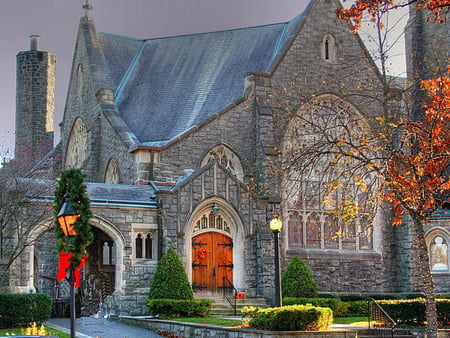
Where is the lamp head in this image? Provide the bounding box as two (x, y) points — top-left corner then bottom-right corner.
(57, 200), (80, 237)
(269, 217), (282, 231)
(212, 203), (220, 217)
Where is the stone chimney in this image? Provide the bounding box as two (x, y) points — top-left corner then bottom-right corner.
(15, 37), (55, 172)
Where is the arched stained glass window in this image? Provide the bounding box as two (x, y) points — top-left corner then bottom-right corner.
(282, 94), (377, 252)
(201, 145), (244, 181)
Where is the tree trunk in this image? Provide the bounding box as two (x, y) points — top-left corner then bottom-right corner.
(412, 215), (438, 337)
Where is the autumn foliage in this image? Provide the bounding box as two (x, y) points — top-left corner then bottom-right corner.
(385, 67), (450, 224)
(337, 0), (450, 31)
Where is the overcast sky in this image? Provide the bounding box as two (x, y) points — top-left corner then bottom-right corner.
(0, 0), (406, 159)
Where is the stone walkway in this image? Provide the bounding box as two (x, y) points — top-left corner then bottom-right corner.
(46, 315), (368, 337)
(46, 316), (163, 338)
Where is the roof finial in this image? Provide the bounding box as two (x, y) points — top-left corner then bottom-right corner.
(82, 0), (93, 18)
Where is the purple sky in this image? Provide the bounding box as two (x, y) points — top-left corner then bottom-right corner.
(0, 0), (406, 159)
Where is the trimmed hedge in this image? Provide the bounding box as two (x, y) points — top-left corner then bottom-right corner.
(0, 293), (52, 327)
(377, 299), (450, 327)
(147, 299), (212, 318)
(283, 297), (349, 317)
(243, 305), (333, 331)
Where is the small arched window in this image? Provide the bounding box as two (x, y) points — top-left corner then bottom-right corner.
(322, 33), (337, 62)
(430, 235), (448, 272)
(77, 63), (83, 99)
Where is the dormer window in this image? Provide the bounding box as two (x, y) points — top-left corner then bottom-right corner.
(322, 33), (337, 62)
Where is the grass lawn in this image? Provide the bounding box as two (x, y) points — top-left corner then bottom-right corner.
(333, 317), (369, 326)
(170, 316), (369, 328)
(0, 326), (70, 338)
(168, 316), (243, 327)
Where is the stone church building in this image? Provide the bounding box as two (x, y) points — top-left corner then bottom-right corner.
(2, 0), (449, 315)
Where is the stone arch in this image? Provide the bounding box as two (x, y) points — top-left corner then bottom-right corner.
(200, 144), (245, 182)
(183, 197), (246, 291)
(28, 215), (126, 295)
(89, 216), (126, 295)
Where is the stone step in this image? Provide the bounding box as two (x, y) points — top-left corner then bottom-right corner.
(209, 297), (269, 316)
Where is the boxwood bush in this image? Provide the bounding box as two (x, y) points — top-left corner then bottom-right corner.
(0, 293), (52, 327)
(243, 305), (333, 331)
(283, 297), (348, 317)
(147, 299), (212, 318)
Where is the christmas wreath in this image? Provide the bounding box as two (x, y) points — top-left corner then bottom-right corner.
(198, 247), (209, 259)
(54, 168), (93, 278)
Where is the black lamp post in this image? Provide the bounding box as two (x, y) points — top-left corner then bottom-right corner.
(57, 198), (79, 338)
(269, 217), (282, 307)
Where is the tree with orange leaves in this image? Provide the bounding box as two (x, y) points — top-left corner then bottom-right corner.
(335, 1), (448, 335)
(382, 69), (449, 336)
(337, 0), (450, 30)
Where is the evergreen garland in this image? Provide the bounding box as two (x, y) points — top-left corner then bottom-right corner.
(53, 168), (93, 271)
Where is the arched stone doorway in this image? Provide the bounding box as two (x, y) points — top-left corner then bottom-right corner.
(29, 215), (126, 298)
(184, 199), (245, 297)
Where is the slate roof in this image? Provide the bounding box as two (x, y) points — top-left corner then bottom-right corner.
(23, 179), (156, 208)
(94, 8), (309, 146)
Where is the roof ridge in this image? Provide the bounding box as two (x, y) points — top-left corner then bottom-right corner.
(102, 21), (288, 43)
(114, 40), (147, 106)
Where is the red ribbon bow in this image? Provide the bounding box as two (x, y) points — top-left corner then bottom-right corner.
(56, 251), (87, 287)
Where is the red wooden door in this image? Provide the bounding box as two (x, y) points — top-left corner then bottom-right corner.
(192, 232), (233, 293)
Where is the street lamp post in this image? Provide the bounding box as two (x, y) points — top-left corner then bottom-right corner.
(269, 217), (282, 307)
(57, 198), (80, 338)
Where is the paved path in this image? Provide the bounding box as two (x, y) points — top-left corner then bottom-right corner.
(46, 315), (368, 337)
(46, 316), (163, 338)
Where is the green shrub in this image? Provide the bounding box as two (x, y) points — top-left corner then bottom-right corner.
(343, 300), (368, 317)
(243, 304), (332, 331)
(370, 299), (450, 327)
(283, 297), (348, 317)
(318, 293), (337, 298)
(148, 247), (193, 300)
(340, 295), (365, 302)
(0, 293), (52, 327)
(281, 256), (318, 298)
(147, 299), (212, 318)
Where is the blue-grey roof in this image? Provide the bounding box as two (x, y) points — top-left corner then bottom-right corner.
(95, 11), (307, 146)
(23, 179), (156, 208)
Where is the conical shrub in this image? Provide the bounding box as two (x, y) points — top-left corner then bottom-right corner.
(149, 247), (193, 300)
(281, 256), (318, 298)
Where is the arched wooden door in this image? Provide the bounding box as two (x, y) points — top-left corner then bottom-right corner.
(192, 232), (233, 294)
